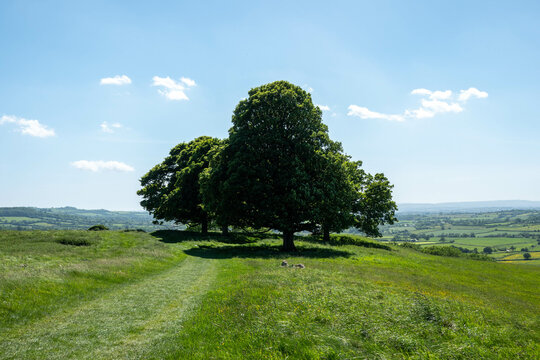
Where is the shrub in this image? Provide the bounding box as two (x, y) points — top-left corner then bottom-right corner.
(88, 224), (109, 231)
(327, 234), (391, 250)
(483, 246), (493, 254)
(400, 242), (422, 251)
(523, 252), (531, 260)
(422, 246), (462, 257)
(56, 233), (96, 246)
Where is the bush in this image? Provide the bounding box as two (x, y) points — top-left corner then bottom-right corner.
(523, 252), (532, 260)
(327, 234), (391, 250)
(483, 246), (493, 254)
(88, 224), (109, 231)
(400, 242), (422, 251)
(422, 246), (462, 257)
(56, 233), (95, 246)
(401, 244), (494, 261)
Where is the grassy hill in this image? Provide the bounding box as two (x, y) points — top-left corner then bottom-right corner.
(0, 230), (538, 359)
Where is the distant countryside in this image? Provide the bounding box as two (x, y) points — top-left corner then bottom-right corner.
(378, 209), (540, 264)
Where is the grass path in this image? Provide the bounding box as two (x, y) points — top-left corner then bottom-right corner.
(1, 256), (217, 360)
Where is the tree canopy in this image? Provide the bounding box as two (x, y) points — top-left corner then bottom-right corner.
(205, 81), (337, 250)
(138, 81), (397, 251)
(137, 136), (222, 234)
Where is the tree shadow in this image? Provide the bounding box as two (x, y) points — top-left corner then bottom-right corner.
(151, 230), (257, 244)
(184, 243), (352, 259)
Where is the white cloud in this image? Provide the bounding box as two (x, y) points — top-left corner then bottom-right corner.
(180, 77), (196, 87)
(1, 115), (55, 137)
(100, 121), (122, 133)
(412, 88), (452, 100)
(71, 160), (134, 172)
(411, 88), (432, 96)
(100, 75), (132, 85)
(404, 108), (435, 119)
(349, 87), (487, 122)
(458, 87), (488, 102)
(421, 99), (463, 113)
(347, 105), (404, 122)
(152, 76), (195, 101)
(317, 104), (330, 111)
(429, 90), (452, 100)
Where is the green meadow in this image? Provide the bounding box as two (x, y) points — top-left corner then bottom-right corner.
(1, 230), (538, 359)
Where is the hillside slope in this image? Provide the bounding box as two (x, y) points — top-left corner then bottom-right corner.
(0, 230), (538, 359)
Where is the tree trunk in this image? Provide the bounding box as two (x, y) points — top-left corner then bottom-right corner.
(323, 226), (330, 242)
(201, 214), (208, 235)
(282, 229), (297, 251)
(221, 224), (229, 235)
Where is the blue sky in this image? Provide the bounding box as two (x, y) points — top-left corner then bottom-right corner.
(1, 0), (539, 210)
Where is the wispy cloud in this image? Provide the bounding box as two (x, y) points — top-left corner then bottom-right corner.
(100, 75), (132, 85)
(100, 121), (122, 133)
(316, 104), (330, 111)
(347, 106), (404, 122)
(71, 160), (134, 172)
(1, 115), (56, 137)
(348, 87), (487, 122)
(180, 77), (196, 87)
(152, 76), (196, 100)
(458, 87), (488, 102)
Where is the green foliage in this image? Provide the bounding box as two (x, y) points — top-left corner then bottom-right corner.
(483, 246), (493, 254)
(400, 243), (494, 261)
(138, 136), (222, 233)
(88, 224), (109, 231)
(321, 234), (392, 250)
(352, 171), (397, 237)
(204, 81), (397, 250)
(205, 81), (334, 250)
(422, 245), (463, 257)
(524, 252), (532, 260)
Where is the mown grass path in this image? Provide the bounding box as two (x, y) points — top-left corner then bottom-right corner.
(1, 256), (217, 360)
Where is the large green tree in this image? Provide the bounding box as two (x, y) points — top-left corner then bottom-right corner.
(350, 168), (397, 237)
(206, 81), (333, 250)
(311, 151), (397, 241)
(137, 136), (222, 234)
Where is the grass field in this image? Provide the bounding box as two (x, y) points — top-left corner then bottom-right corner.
(0, 230), (538, 359)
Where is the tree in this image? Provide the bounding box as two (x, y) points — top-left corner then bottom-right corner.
(351, 171), (397, 237)
(206, 81), (335, 250)
(309, 143), (358, 242)
(483, 246), (493, 254)
(523, 252), (532, 260)
(138, 136), (222, 234)
(205, 80), (397, 250)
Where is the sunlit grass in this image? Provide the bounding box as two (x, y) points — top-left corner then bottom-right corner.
(0, 230), (538, 359)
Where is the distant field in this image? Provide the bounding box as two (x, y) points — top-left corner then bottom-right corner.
(0, 207), (183, 231)
(379, 209), (540, 262)
(0, 230), (538, 359)
(500, 251), (540, 261)
(0, 216), (36, 222)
